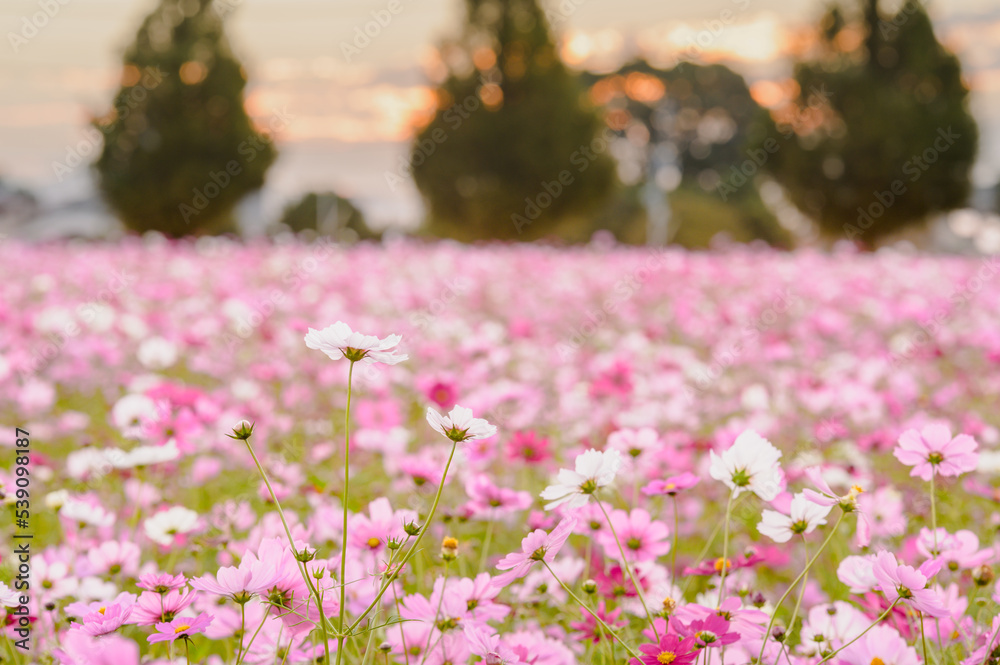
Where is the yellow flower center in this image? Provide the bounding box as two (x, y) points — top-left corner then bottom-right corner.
(658, 652), (677, 664)
(714, 557), (732, 572)
(870, 658), (884, 665)
(98, 607), (106, 615)
(174, 624), (191, 634)
(665, 483), (676, 490)
(367, 537), (380, 548)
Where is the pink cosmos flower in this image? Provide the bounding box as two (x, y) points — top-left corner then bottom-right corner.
(492, 517), (576, 588)
(673, 597), (768, 638)
(570, 600), (625, 644)
(70, 601), (134, 636)
(348, 497), (417, 555)
(872, 550), (949, 617)
(136, 572), (187, 593)
(426, 405), (497, 443)
(147, 612), (213, 643)
(52, 632), (139, 665)
(893, 424), (978, 480)
(916, 528), (993, 569)
(130, 588), (196, 625)
(597, 508), (671, 562)
(463, 623), (526, 665)
(304, 321), (407, 365)
(464, 474), (532, 521)
(642, 472), (700, 497)
(840, 624), (920, 665)
(506, 431), (551, 463)
(190, 554), (278, 601)
(629, 634), (698, 665)
(675, 614), (740, 649)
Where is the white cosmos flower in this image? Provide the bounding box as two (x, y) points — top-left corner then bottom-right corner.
(144, 506), (199, 546)
(426, 405), (497, 443)
(114, 440), (181, 469)
(757, 493), (832, 543)
(540, 449), (623, 510)
(304, 321), (407, 365)
(709, 430), (783, 500)
(0, 582), (19, 608)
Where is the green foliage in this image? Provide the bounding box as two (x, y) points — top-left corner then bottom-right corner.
(667, 185), (794, 250)
(275, 192), (380, 242)
(581, 59), (791, 248)
(411, 0), (616, 242)
(761, 0), (978, 246)
(93, 0), (276, 237)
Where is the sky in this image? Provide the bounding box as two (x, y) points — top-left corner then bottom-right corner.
(2, 0), (999, 229)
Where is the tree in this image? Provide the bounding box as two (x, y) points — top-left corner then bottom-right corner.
(411, 0), (616, 242)
(761, 0), (978, 246)
(580, 60), (792, 248)
(93, 0), (275, 237)
(273, 192), (380, 242)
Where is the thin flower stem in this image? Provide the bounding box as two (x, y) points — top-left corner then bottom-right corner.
(347, 441), (459, 635)
(758, 511), (845, 665)
(717, 490), (735, 605)
(418, 562), (449, 665)
(595, 497), (660, 640)
(479, 520), (495, 574)
(541, 561), (642, 660)
(775, 538), (810, 665)
(818, 598), (901, 664)
(920, 613), (928, 665)
(980, 618), (1000, 665)
(671, 496), (679, 585)
(930, 472), (938, 551)
(336, 360), (356, 665)
(243, 438), (331, 664)
(184, 637), (191, 665)
(391, 583), (412, 665)
(235, 602), (246, 664)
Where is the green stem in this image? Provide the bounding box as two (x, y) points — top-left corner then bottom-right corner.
(718, 490), (735, 605)
(818, 599), (901, 664)
(347, 442), (459, 635)
(243, 437), (331, 664)
(479, 520), (495, 574)
(595, 498), (659, 640)
(418, 562), (449, 665)
(671, 495), (679, 585)
(930, 472), (938, 551)
(336, 361), (356, 665)
(542, 561), (641, 660)
(236, 610), (271, 665)
(758, 511), (844, 665)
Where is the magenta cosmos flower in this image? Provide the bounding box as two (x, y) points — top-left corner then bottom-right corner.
(71, 601), (133, 636)
(675, 614), (740, 649)
(872, 550), (949, 617)
(147, 612), (213, 643)
(893, 424), (978, 481)
(629, 634), (698, 665)
(304, 321), (407, 365)
(642, 472), (700, 497)
(491, 517), (576, 587)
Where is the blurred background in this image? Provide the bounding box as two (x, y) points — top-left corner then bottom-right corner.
(1, 0), (999, 251)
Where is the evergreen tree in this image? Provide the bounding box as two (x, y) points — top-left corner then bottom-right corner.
(762, 0), (977, 246)
(93, 0), (275, 237)
(410, 0), (616, 242)
(274, 192), (379, 242)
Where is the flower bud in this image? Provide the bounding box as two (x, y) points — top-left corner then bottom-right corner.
(771, 625), (786, 643)
(748, 591), (766, 608)
(227, 420), (255, 441)
(441, 536), (459, 561)
(378, 642), (392, 653)
(582, 579), (597, 595)
(404, 521), (422, 537)
(387, 537), (403, 550)
(294, 546), (316, 563)
(661, 596), (677, 616)
(974, 564), (995, 586)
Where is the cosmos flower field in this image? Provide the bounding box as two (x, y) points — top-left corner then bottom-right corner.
(3, 239), (1000, 665)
